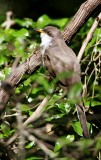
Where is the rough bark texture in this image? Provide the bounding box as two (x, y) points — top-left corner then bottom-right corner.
(0, 0), (101, 111)
(0, 49), (41, 111)
(62, 0), (101, 42)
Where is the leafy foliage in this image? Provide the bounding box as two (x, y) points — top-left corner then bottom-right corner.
(0, 14), (101, 160)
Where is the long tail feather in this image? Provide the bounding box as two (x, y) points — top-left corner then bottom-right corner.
(76, 103), (89, 138)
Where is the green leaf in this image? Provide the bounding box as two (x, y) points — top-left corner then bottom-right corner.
(21, 104), (30, 112)
(57, 102), (72, 114)
(24, 78), (31, 86)
(0, 133), (4, 138)
(26, 157), (43, 160)
(0, 71), (5, 80)
(36, 14), (51, 28)
(46, 113), (64, 121)
(51, 18), (68, 28)
(15, 18), (36, 28)
(25, 141), (35, 149)
(54, 135), (74, 152)
(31, 88), (40, 94)
(84, 100), (101, 107)
(72, 121), (91, 136)
(1, 122), (10, 137)
(54, 141), (62, 152)
(0, 33), (5, 44)
(72, 121), (82, 136)
(36, 14), (68, 28)
(68, 82), (82, 100)
(91, 101), (101, 106)
(0, 55), (7, 65)
(14, 28), (29, 37)
(4, 67), (11, 76)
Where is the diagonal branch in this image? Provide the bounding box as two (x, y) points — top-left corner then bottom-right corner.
(62, 0), (101, 42)
(77, 12), (101, 62)
(0, 49), (41, 111)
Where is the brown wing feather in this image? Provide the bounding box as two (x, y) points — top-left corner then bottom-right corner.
(45, 38), (81, 86)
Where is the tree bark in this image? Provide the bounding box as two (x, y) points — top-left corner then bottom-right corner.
(62, 0), (101, 42)
(0, 0), (101, 111)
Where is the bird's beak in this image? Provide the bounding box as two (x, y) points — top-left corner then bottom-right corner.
(35, 29), (44, 33)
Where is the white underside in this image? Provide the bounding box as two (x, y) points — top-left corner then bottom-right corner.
(40, 33), (52, 54)
(40, 32), (52, 66)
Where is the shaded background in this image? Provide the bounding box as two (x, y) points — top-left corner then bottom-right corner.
(0, 0), (85, 21)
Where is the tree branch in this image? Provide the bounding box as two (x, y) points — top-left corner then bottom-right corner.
(62, 0), (101, 42)
(77, 12), (101, 62)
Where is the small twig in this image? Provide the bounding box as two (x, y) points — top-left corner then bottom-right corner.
(7, 96), (51, 145)
(16, 103), (26, 160)
(77, 12), (101, 62)
(1, 11), (15, 29)
(24, 96), (50, 126)
(82, 44), (101, 96)
(91, 60), (100, 99)
(98, 52), (101, 75)
(83, 56), (100, 96)
(93, 52), (101, 61)
(87, 63), (99, 87)
(3, 113), (19, 118)
(29, 128), (55, 142)
(24, 130), (56, 158)
(82, 51), (94, 96)
(11, 57), (21, 72)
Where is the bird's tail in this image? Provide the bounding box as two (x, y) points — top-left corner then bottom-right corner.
(76, 103), (90, 138)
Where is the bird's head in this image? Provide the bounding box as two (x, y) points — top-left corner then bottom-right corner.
(36, 26), (62, 48)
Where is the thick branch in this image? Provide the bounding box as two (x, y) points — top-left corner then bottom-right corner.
(0, 49), (41, 111)
(0, 0), (101, 111)
(62, 0), (101, 42)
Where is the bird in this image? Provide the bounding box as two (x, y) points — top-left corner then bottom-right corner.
(36, 26), (89, 138)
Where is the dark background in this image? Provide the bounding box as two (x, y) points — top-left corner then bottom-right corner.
(0, 0), (85, 20)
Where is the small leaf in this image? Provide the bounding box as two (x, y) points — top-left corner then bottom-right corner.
(72, 121), (82, 136)
(0, 33), (5, 44)
(72, 121), (91, 136)
(68, 82), (82, 100)
(54, 135), (74, 152)
(26, 157), (43, 160)
(24, 78), (31, 86)
(4, 67), (11, 76)
(1, 122), (10, 137)
(54, 141), (62, 152)
(14, 28), (29, 37)
(21, 104), (30, 112)
(51, 18), (68, 28)
(0, 55), (7, 65)
(57, 102), (72, 114)
(36, 14), (68, 28)
(91, 101), (101, 107)
(36, 14), (51, 28)
(84, 100), (101, 107)
(15, 18), (36, 28)
(25, 141), (35, 149)
(46, 113), (64, 121)
(0, 133), (4, 138)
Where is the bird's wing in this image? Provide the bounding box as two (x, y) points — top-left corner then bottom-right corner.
(45, 39), (81, 86)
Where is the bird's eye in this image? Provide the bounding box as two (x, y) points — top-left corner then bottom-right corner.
(46, 30), (50, 35)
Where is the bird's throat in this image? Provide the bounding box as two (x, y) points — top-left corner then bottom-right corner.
(40, 33), (52, 50)
(40, 32), (52, 66)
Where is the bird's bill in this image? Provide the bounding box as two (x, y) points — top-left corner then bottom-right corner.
(35, 29), (44, 33)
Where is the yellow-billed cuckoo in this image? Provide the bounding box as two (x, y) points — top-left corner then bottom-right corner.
(36, 26), (89, 138)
